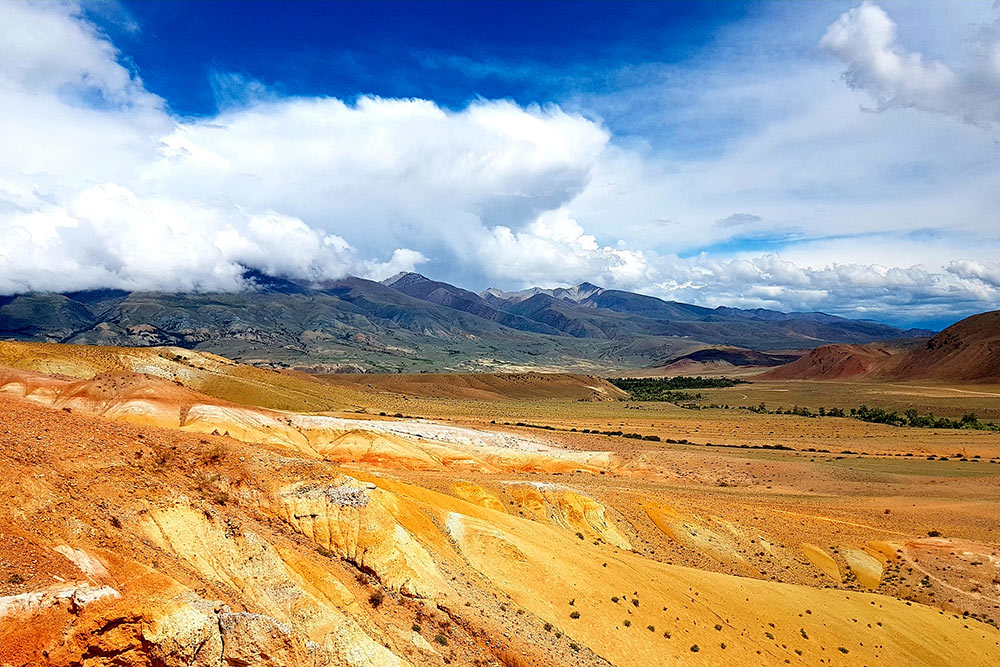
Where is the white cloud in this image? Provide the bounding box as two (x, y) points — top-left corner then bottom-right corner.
(947, 260), (1000, 289)
(477, 209), (653, 289)
(821, 1), (1000, 126)
(0, 0), (998, 327)
(363, 249), (428, 282)
(0, 1), (608, 294)
(717, 213), (762, 227)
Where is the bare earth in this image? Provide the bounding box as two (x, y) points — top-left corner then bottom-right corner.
(1, 340), (999, 666)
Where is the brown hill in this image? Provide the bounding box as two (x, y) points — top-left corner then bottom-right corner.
(756, 343), (896, 380)
(878, 310), (1000, 382)
(759, 310), (1000, 383)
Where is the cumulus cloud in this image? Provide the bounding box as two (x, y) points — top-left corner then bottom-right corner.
(647, 253), (997, 324)
(0, 0), (998, 326)
(477, 209), (653, 289)
(821, 1), (1000, 126)
(947, 260), (1000, 289)
(0, 1), (609, 294)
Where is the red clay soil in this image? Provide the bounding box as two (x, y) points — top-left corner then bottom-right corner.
(759, 309), (1000, 382)
(756, 343), (895, 380)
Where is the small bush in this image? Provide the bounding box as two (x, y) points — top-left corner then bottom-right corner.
(569, 642), (580, 651)
(623, 620), (631, 627)
(544, 622), (552, 632)
(690, 644), (700, 652)
(368, 590), (384, 608)
(647, 625), (655, 632)
(7, 573), (25, 585)
(928, 530), (942, 537)
(570, 611), (580, 619)
(434, 634), (448, 646)
(411, 624), (421, 633)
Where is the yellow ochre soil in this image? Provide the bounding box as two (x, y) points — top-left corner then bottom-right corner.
(1, 340), (999, 666)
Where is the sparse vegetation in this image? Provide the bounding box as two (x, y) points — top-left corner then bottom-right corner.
(368, 590), (384, 608)
(740, 402), (998, 431)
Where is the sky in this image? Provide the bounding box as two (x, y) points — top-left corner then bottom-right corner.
(1, 1), (999, 329)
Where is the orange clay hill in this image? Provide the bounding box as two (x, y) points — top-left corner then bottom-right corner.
(2, 339), (1000, 666)
(759, 309), (1000, 382)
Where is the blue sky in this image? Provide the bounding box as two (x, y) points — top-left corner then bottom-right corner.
(2, 0), (999, 330)
(98, 1), (749, 116)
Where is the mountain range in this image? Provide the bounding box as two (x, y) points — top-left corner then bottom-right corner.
(0, 271), (933, 373)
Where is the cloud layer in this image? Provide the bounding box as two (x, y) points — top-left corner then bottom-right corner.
(1, 0), (999, 327)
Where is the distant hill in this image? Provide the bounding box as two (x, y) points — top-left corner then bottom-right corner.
(756, 343), (900, 380)
(0, 272), (935, 372)
(653, 347), (801, 376)
(759, 310), (1000, 383)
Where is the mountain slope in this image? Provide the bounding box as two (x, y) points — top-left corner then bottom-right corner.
(879, 310), (1000, 382)
(382, 272), (564, 335)
(757, 343), (898, 380)
(759, 311), (1000, 383)
(0, 273), (935, 371)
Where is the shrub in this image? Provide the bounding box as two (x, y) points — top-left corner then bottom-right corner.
(411, 624), (421, 633)
(368, 590), (384, 608)
(623, 620), (631, 627)
(434, 634), (448, 646)
(570, 611), (580, 619)
(690, 644), (700, 652)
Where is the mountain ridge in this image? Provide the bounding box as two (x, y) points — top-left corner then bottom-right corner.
(0, 271), (936, 372)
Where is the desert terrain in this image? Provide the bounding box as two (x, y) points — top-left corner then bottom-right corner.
(0, 338), (999, 666)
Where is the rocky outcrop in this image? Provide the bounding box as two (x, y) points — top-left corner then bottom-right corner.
(274, 479), (447, 599)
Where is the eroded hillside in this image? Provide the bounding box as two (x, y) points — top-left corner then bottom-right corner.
(2, 342), (1000, 666)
